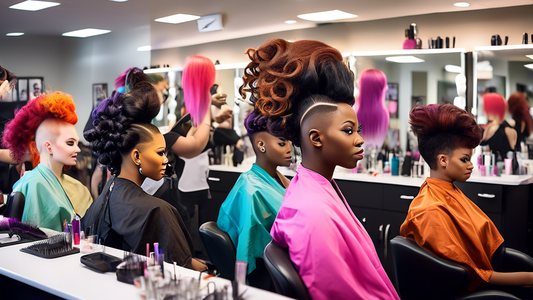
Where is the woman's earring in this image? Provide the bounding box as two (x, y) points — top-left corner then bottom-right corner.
(136, 159), (142, 174)
(258, 142), (266, 153)
(139, 167), (143, 175)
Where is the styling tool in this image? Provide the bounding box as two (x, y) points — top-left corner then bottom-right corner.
(446, 37), (450, 48)
(20, 233), (79, 258)
(81, 252), (123, 272)
(504, 36), (509, 45)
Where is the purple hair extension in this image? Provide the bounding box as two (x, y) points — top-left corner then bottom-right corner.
(244, 110), (269, 136)
(355, 69), (390, 150)
(0, 217), (47, 238)
(182, 56), (216, 126)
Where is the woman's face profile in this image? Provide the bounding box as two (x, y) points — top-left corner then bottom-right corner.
(137, 132), (168, 181)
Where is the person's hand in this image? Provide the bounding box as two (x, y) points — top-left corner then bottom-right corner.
(211, 93), (227, 108)
(214, 109), (233, 124)
(236, 139), (246, 152)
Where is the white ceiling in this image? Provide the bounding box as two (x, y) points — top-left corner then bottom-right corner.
(1, 0), (532, 50)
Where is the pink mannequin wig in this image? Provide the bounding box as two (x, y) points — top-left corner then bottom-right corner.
(483, 93), (506, 121)
(355, 69), (389, 150)
(2, 92), (78, 167)
(182, 55), (216, 126)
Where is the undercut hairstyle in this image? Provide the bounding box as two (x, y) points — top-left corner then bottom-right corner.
(182, 55), (216, 126)
(240, 39), (355, 146)
(244, 109), (268, 137)
(2, 91), (78, 167)
(508, 92), (532, 136)
(85, 81), (161, 175)
(483, 93), (506, 121)
(35, 118), (72, 154)
(409, 104), (482, 169)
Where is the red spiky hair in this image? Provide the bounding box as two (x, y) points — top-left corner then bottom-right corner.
(2, 91), (78, 167)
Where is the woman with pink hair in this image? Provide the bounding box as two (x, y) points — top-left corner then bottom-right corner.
(480, 93), (517, 160)
(354, 69), (389, 151)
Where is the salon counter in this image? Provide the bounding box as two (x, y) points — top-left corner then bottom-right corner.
(207, 164), (533, 289)
(0, 242), (294, 300)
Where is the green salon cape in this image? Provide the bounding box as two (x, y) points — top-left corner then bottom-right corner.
(217, 164), (286, 274)
(13, 164), (75, 231)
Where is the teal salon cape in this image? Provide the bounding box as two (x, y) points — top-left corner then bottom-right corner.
(13, 164), (74, 231)
(217, 164), (286, 274)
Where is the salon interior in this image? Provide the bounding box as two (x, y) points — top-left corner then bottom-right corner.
(1, 0), (533, 299)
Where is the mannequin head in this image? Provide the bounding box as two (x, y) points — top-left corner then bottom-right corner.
(483, 93), (506, 122)
(355, 69), (389, 150)
(182, 55), (216, 126)
(2, 91), (78, 167)
(240, 39), (362, 174)
(245, 110), (291, 167)
(410, 104), (482, 182)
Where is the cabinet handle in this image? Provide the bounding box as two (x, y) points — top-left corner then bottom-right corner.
(379, 224), (384, 242)
(384, 224), (391, 260)
(361, 217), (366, 224)
(477, 193), (495, 199)
(400, 195), (415, 200)
(208, 177), (221, 182)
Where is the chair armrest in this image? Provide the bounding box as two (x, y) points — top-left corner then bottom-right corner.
(502, 248), (533, 272)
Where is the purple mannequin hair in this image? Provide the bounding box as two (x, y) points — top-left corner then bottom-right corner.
(354, 69), (390, 150)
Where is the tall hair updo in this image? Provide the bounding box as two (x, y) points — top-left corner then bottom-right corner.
(240, 39), (355, 146)
(409, 104), (482, 169)
(84, 81), (161, 175)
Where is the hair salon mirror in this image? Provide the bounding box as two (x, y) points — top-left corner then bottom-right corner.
(473, 45), (533, 125)
(350, 49), (466, 153)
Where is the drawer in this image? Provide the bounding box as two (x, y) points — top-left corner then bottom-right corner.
(383, 184), (420, 213)
(337, 180), (383, 209)
(455, 182), (503, 214)
(207, 170), (241, 193)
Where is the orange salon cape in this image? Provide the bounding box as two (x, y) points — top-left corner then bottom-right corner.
(400, 177), (504, 287)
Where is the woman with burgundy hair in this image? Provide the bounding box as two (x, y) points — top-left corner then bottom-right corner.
(401, 104), (533, 298)
(507, 92), (532, 151)
(480, 93), (517, 160)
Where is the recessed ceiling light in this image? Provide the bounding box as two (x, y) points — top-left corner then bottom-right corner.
(453, 2), (470, 7)
(9, 0), (60, 11)
(137, 45), (151, 52)
(445, 65), (462, 73)
(525, 64), (533, 70)
(6, 32), (24, 36)
(155, 14), (200, 24)
(144, 67), (171, 74)
(297, 10), (357, 22)
(385, 56), (425, 63)
(526, 55), (533, 60)
(62, 28), (111, 38)
(285, 20), (297, 24)
(110, 0), (128, 2)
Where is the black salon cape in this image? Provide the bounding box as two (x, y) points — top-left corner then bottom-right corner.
(81, 177), (195, 269)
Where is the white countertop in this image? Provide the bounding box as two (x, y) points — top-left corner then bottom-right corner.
(0, 242), (293, 300)
(209, 164), (533, 186)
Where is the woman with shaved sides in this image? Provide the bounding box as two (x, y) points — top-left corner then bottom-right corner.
(241, 38), (399, 300)
(401, 104), (533, 298)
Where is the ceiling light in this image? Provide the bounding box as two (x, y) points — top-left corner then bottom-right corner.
(144, 68), (171, 74)
(526, 55), (533, 60)
(285, 20), (297, 24)
(137, 45), (151, 52)
(155, 14), (200, 24)
(453, 2), (470, 7)
(297, 10), (357, 22)
(9, 0), (60, 11)
(445, 65), (462, 73)
(385, 56), (425, 63)
(62, 28), (111, 38)
(525, 64), (533, 70)
(6, 32), (24, 36)
(110, 0), (128, 2)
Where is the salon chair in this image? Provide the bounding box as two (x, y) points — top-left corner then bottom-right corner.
(3, 191), (25, 220)
(390, 236), (533, 300)
(263, 240), (311, 300)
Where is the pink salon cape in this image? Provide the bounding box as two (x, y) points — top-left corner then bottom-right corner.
(271, 165), (399, 300)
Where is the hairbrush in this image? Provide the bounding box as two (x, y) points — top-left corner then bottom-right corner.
(20, 233), (79, 258)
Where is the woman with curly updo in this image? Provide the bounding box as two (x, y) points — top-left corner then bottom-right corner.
(81, 81), (206, 271)
(241, 39), (399, 299)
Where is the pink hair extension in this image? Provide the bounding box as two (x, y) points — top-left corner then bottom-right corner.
(115, 67), (132, 90)
(354, 69), (389, 150)
(483, 93), (506, 121)
(182, 55), (216, 126)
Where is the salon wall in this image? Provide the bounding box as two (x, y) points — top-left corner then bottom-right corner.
(151, 5), (532, 68)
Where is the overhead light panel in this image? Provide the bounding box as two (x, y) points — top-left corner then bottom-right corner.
(6, 32), (24, 36)
(144, 68), (171, 74)
(137, 45), (151, 52)
(526, 55), (533, 60)
(285, 20), (297, 24)
(297, 10), (357, 22)
(385, 56), (425, 63)
(155, 14), (200, 24)
(62, 28), (111, 38)
(9, 0), (60, 11)
(453, 2), (470, 7)
(110, 0), (128, 2)
(525, 64), (533, 70)
(445, 65), (462, 73)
